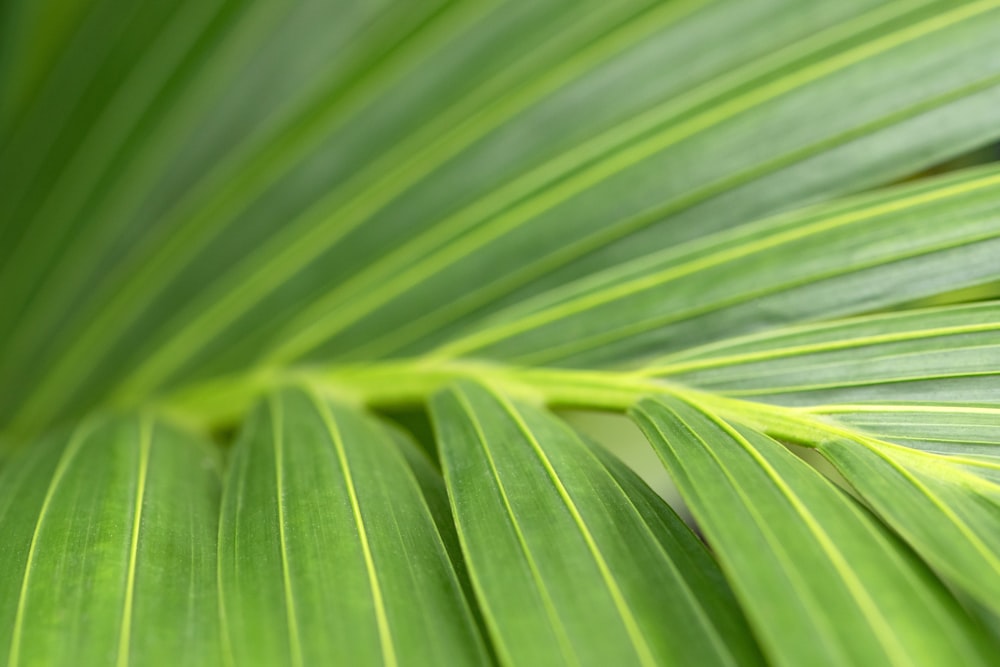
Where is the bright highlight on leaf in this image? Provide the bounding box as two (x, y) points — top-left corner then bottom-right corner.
(3, 0), (1000, 665)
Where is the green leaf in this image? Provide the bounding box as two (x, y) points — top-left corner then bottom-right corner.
(432, 165), (1000, 367)
(0, 415), (221, 666)
(645, 301), (1000, 406)
(5, 2), (1000, 664)
(816, 435), (1000, 619)
(218, 386), (488, 667)
(0, 0), (630, 427)
(431, 380), (763, 667)
(9, 1), (1000, 433)
(280, 0), (1000, 365)
(380, 420), (483, 617)
(0, 0), (454, 427)
(818, 405), (1000, 458)
(631, 394), (998, 667)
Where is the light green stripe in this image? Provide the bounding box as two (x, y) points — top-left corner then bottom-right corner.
(268, 394), (304, 667)
(689, 404), (917, 666)
(641, 407), (852, 664)
(307, 389), (397, 667)
(115, 416), (153, 667)
(6, 420), (96, 667)
(450, 386), (580, 666)
(645, 319), (1000, 377)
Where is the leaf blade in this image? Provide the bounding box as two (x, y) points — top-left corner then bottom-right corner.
(0, 416), (222, 666)
(433, 166), (1000, 367)
(431, 380), (763, 667)
(647, 301), (1000, 406)
(217, 387), (489, 666)
(817, 436), (1000, 618)
(10, 2), (1000, 432)
(632, 394), (998, 667)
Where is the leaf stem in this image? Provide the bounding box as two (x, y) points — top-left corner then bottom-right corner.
(152, 359), (845, 450)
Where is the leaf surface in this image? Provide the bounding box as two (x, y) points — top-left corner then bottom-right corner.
(431, 380), (763, 667)
(9, 1), (1000, 433)
(433, 167), (1000, 367)
(817, 435), (1000, 619)
(218, 387), (488, 666)
(646, 301), (1000, 406)
(820, 406), (1000, 458)
(0, 416), (221, 666)
(632, 394), (998, 667)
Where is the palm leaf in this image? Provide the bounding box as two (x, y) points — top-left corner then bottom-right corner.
(0, 416), (220, 665)
(817, 436), (1000, 618)
(430, 381), (762, 666)
(821, 405), (1000, 457)
(631, 395), (996, 667)
(431, 166), (1000, 366)
(3, 1), (1000, 665)
(7, 0), (1000, 432)
(218, 387), (488, 666)
(646, 300), (1000, 405)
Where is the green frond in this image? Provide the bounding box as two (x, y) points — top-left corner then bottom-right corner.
(4, 0), (1000, 665)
